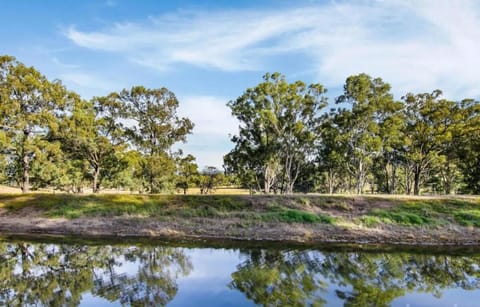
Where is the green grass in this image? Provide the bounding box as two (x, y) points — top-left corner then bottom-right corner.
(262, 209), (335, 224)
(359, 198), (480, 227)
(358, 216), (381, 227)
(454, 210), (480, 227)
(2, 193), (480, 228)
(369, 209), (430, 225)
(0, 194), (334, 224)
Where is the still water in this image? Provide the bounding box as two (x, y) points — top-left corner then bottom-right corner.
(1, 237), (480, 306)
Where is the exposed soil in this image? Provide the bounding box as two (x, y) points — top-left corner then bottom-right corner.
(1, 201), (480, 246)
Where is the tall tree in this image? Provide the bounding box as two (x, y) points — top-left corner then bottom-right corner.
(58, 95), (126, 193)
(225, 72), (327, 194)
(454, 99), (480, 193)
(317, 114), (348, 194)
(113, 86), (193, 193)
(0, 55), (68, 193)
(402, 90), (454, 195)
(334, 74), (395, 194)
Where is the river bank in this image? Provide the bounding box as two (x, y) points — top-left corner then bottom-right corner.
(1, 194), (480, 245)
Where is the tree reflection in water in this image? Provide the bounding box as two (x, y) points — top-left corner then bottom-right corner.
(1, 241), (480, 307)
(230, 249), (480, 307)
(0, 242), (192, 306)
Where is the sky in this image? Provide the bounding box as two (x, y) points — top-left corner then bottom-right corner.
(1, 0), (479, 168)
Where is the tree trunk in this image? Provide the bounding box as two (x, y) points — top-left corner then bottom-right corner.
(391, 164), (397, 194)
(413, 167), (421, 196)
(286, 183), (294, 194)
(21, 153), (30, 193)
(92, 166), (100, 193)
(264, 178), (270, 194)
(384, 163), (390, 194)
(405, 165), (412, 195)
(444, 160), (452, 195)
(356, 161), (364, 195)
(149, 172), (155, 194)
(328, 170), (334, 194)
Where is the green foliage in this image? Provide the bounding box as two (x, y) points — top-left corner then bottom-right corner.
(332, 74), (398, 194)
(0, 55), (70, 192)
(175, 154), (199, 194)
(111, 86), (194, 193)
(1, 54), (480, 196)
(225, 72), (327, 194)
(56, 97), (127, 193)
(198, 166), (223, 194)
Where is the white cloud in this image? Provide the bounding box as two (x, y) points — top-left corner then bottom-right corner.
(64, 0), (480, 99)
(176, 95), (238, 168)
(178, 96), (237, 136)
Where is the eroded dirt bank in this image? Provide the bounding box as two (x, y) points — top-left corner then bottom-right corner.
(1, 210), (480, 246)
(1, 194), (480, 246)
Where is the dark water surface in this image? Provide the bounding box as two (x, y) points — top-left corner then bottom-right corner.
(1, 236), (480, 306)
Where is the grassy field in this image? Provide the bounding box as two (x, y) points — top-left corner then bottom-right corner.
(1, 193), (480, 229)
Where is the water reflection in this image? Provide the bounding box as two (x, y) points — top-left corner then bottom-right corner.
(0, 242), (192, 306)
(230, 250), (328, 306)
(231, 249), (480, 306)
(0, 240), (480, 306)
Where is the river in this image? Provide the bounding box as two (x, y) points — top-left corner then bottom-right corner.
(0, 237), (479, 306)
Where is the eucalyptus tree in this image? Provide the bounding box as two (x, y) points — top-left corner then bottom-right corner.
(334, 74), (396, 194)
(224, 143), (260, 193)
(176, 153), (199, 194)
(112, 86), (194, 193)
(401, 90), (458, 195)
(0, 55), (68, 193)
(317, 113), (348, 194)
(433, 99), (468, 194)
(225, 72), (327, 194)
(58, 95), (127, 193)
(452, 99), (480, 193)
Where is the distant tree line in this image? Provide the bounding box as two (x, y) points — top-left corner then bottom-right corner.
(2, 55), (479, 195)
(224, 73), (480, 195)
(0, 55), (229, 194)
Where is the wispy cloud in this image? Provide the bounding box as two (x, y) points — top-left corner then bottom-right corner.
(60, 72), (118, 92)
(51, 56), (80, 69)
(64, 0), (480, 97)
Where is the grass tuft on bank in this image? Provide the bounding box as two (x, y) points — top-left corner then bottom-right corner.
(1, 193), (480, 228)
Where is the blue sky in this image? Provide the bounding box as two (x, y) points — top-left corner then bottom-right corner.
(1, 0), (479, 168)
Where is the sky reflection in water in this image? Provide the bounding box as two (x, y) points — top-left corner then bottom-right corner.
(1, 239), (480, 306)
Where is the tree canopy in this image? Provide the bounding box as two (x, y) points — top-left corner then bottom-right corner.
(1, 54), (480, 195)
